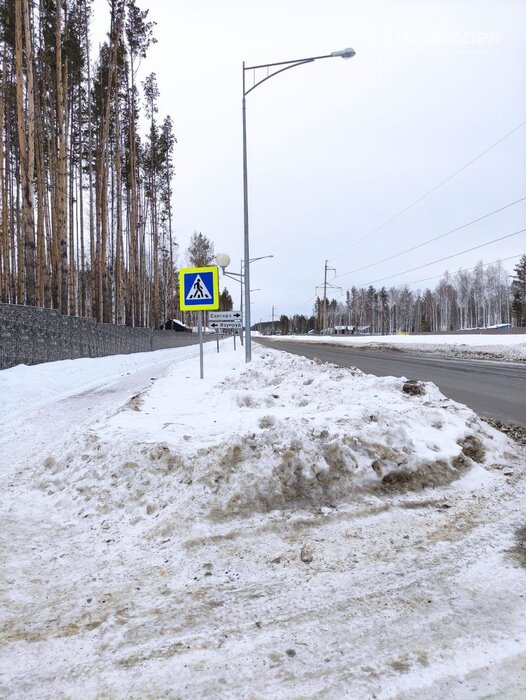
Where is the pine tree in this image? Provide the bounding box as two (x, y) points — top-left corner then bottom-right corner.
(158, 115), (176, 320)
(124, 0), (156, 327)
(379, 287), (389, 334)
(511, 255), (526, 326)
(187, 231), (214, 267)
(219, 287), (233, 311)
(14, 0), (36, 305)
(0, 0), (176, 329)
(511, 290), (522, 327)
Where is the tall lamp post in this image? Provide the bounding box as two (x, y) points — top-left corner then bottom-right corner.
(216, 253), (273, 344)
(242, 47), (356, 361)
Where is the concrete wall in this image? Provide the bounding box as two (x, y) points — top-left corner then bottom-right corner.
(0, 304), (198, 370)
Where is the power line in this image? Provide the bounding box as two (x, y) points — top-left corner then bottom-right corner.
(329, 119), (526, 262)
(296, 252), (524, 313)
(401, 253), (524, 287)
(335, 196), (526, 280)
(357, 228), (526, 287)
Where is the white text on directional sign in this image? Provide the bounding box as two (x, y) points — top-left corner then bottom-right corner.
(209, 310), (242, 321)
(209, 320), (242, 329)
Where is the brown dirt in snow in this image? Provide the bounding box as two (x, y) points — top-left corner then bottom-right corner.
(402, 380), (426, 396)
(381, 458), (470, 492)
(482, 418), (526, 446)
(458, 435), (486, 462)
(510, 524), (526, 567)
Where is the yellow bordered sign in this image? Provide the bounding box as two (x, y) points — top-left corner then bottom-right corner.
(179, 266), (220, 311)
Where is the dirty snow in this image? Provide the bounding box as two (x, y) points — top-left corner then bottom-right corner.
(263, 332), (526, 363)
(1, 341), (526, 698)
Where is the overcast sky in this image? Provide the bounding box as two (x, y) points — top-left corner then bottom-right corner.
(95, 0), (526, 322)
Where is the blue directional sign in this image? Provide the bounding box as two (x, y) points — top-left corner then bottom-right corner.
(179, 266), (220, 311)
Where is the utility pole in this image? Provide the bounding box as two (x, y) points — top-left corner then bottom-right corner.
(272, 305), (275, 334)
(322, 261), (328, 333)
(322, 260), (336, 332)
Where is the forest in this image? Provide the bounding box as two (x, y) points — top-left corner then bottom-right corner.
(0, 0), (181, 327)
(258, 256), (526, 335)
(330, 256), (526, 334)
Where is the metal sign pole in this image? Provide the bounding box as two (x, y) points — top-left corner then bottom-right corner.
(179, 266), (220, 380)
(198, 310), (204, 379)
(216, 330), (220, 353)
(234, 332), (237, 351)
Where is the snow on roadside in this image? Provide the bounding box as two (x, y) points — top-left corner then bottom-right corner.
(1, 342), (525, 698)
(36, 344), (516, 523)
(0, 345), (201, 428)
(262, 332), (526, 363)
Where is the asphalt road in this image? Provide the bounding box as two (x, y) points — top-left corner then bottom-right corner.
(256, 338), (526, 426)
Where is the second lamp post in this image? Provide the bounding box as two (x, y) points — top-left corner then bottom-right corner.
(242, 47), (356, 361)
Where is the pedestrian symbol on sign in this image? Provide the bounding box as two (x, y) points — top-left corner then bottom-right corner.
(187, 275), (212, 301)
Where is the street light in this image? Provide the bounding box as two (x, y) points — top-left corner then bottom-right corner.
(216, 253), (273, 344)
(247, 255), (274, 265)
(242, 47), (356, 361)
(216, 253), (273, 275)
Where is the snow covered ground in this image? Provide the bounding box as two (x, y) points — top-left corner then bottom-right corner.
(262, 332), (526, 363)
(1, 341), (526, 698)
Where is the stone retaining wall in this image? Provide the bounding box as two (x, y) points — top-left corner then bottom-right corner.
(0, 304), (195, 370)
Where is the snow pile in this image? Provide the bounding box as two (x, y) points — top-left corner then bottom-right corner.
(265, 333), (526, 362)
(37, 346), (515, 528)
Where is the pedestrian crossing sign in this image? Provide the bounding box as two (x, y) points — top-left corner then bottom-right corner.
(179, 266), (220, 311)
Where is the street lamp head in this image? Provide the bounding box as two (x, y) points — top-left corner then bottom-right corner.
(248, 254), (274, 264)
(331, 47), (356, 59)
(215, 253), (231, 271)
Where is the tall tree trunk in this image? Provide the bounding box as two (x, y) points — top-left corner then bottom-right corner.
(0, 45), (9, 302)
(166, 170), (174, 321)
(15, 0), (37, 305)
(78, 82), (86, 318)
(48, 118), (61, 309)
(35, 140), (46, 306)
(151, 184), (158, 327)
(68, 89), (76, 316)
(83, 1), (95, 317)
(128, 84), (139, 326)
(96, 0), (123, 322)
(114, 93), (123, 324)
(55, 0), (69, 313)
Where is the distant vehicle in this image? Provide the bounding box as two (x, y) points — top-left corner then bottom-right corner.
(307, 329), (318, 335)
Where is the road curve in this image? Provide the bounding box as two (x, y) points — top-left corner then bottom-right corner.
(256, 338), (526, 426)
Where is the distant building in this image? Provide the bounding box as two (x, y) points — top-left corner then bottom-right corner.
(333, 325), (354, 335)
(159, 319), (192, 332)
(329, 325), (371, 335)
(458, 323), (512, 332)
